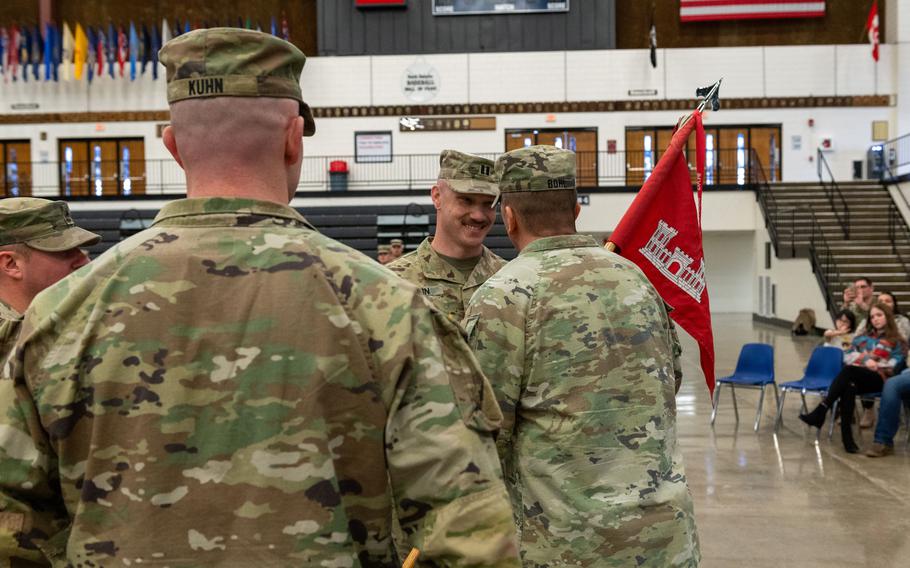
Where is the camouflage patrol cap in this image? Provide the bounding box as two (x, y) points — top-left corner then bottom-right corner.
(0, 198), (100, 252)
(158, 28), (316, 136)
(437, 150), (499, 197)
(496, 145), (576, 193)
(378, 244), (391, 253)
(390, 238), (404, 246)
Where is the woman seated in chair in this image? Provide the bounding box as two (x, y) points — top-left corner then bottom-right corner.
(800, 302), (908, 453)
(852, 292), (909, 428)
(823, 309), (857, 351)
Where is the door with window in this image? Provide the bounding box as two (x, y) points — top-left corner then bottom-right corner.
(58, 138), (146, 196)
(625, 125), (782, 186)
(505, 128), (598, 187)
(1, 141), (32, 197)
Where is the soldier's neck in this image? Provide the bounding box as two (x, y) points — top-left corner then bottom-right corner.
(184, 167), (292, 206)
(0, 288), (29, 315)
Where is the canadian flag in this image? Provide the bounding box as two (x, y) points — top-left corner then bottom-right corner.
(608, 112), (716, 396)
(866, 1), (879, 62)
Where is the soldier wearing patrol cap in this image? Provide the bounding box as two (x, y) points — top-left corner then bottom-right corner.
(464, 145), (701, 567)
(388, 149), (506, 322)
(0, 29), (519, 566)
(377, 243), (392, 264)
(0, 198), (100, 365)
(389, 238), (404, 259)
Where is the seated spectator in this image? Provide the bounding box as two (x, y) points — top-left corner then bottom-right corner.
(841, 277), (874, 323)
(800, 302), (907, 453)
(853, 291), (909, 428)
(823, 309), (857, 351)
(866, 368), (910, 457)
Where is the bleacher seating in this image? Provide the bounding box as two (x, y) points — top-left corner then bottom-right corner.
(70, 202), (519, 261)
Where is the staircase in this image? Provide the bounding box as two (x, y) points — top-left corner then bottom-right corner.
(759, 178), (910, 314)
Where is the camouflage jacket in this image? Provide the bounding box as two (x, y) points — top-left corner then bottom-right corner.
(388, 237), (506, 323)
(0, 300), (21, 368)
(0, 198), (520, 567)
(463, 234), (700, 567)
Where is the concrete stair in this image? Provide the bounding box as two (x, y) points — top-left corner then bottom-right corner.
(762, 181), (910, 310)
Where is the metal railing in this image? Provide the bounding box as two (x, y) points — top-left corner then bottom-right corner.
(0, 148), (767, 198)
(880, 132), (910, 180)
(753, 147), (843, 319)
(816, 148), (850, 238)
(882, 162), (910, 284)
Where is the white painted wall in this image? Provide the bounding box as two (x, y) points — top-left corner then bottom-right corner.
(0, 43), (897, 190)
(753, 211), (835, 329)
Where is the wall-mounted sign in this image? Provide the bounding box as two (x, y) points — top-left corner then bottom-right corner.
(399, 116), (496, 132)
(10, 103), (39, 110)
(401, 58), (440, 103)
(577, 194), (590, 206)
(355, 131), (393, 163)
(791, 135), (802, 151)
(433, 0), (569, 16)
(606, 139), (617, 153)
(628, 89), (658, 97)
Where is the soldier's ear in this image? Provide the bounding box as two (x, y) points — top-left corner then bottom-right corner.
(503, 205), (518, 235)
(284, 116), (304, 166)
(0, 251), (23, 281)
(162, 126), (184, 170)
(430, 185), (442, 209)
(573, 202), (581, 220)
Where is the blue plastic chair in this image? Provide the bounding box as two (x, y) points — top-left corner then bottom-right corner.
(711, 343), (777, 431)
(773, 345), (843, 432)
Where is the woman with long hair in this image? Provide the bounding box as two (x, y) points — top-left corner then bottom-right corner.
(799, 302), (907, 453)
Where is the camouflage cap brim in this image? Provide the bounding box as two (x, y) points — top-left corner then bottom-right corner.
(26, 226), (101, 252)
(445, 178), (500, 197)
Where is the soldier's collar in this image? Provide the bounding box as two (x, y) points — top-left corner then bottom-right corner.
(152, 198), (312, 228)
(520, 234), (598, 255)
(0, 299), (23, 322)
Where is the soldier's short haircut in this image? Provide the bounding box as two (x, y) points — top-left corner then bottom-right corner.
(0, 243), (30, 258)
(502, 189), (577, 234)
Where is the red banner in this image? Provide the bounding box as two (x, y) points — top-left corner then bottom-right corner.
(609, 112), (716, 396)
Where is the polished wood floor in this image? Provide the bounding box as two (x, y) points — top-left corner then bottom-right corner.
(679, 314), (910, 568)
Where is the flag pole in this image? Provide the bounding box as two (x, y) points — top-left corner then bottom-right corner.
(604, 77), (723, 252)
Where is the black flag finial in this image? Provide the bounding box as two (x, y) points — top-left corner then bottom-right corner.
(695, 79), (722, 112)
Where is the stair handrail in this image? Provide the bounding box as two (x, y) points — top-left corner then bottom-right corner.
(815, 148), (851, 239)
(806, 207), (845, 321)
(879, 132), (910, 180)
(751, 149), (843, 319)
(881, 163), (910, 283)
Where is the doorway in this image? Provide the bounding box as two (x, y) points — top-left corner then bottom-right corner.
(58, 138), (146, 197)
(505, 128), (598, 187)
(0, 140), (32, 197)
(625, 124), (782, 186)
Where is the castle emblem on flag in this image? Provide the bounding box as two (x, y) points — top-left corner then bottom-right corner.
(639, 219), (706, 302)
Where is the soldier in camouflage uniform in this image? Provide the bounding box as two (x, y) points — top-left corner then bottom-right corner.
(388, 150), (506, 322)
(0, 29), (520, 567)
(377, 243), (392, 264)
(390, 238), (404, 259)
(0, 198), (99, 366)
(463, 146), (700, 567)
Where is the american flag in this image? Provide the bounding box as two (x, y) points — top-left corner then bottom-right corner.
(680, 1), (826, 23)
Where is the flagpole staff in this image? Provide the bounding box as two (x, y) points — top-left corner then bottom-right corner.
(604, 77), (723, 253)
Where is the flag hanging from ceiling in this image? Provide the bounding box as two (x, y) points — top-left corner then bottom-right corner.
(865, 1), (879, 62)
(680, 1), (826, 22)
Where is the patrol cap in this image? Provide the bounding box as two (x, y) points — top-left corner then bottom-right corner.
(0, 198), (101, 252)
(390, 238), (403, 246)
(437, 150), (499, 198)
(158, 27), (316, 136)
(495, 145), (576, 193)
(378, 244), (391, 253)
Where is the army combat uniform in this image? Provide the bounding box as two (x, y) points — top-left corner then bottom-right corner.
(464, 146), (700, 567)
(0, 198), (100, 366)
(388, 150), (506, 322)
(0, 29), (519, 567)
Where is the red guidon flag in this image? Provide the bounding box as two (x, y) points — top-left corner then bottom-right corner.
(866, 1), (880, 62)
(609, 111), (716, 396)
